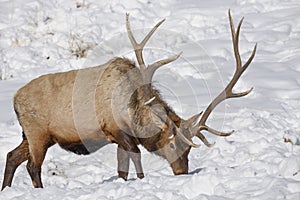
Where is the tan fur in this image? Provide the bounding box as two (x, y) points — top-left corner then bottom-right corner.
(14, 58), (136, 144)
(1, 56), (191, 190)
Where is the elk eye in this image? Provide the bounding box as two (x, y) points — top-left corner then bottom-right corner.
(169, 143), (175, 150)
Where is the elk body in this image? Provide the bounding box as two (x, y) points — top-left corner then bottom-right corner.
(1, 10), (256, 190)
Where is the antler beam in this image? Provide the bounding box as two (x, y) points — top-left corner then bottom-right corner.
(192, 9), (257, 147)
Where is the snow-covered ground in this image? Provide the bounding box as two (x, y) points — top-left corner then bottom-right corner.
(0, 0), (300, 199)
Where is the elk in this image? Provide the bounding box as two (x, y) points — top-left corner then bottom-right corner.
(1, 10), (256, 190)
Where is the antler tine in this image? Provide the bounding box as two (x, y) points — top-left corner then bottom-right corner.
(126, 13), (146, 70)
(126, 13), (165, 71)
(126, 14), (181, 83)
(140, 19), (166, 49)
(190, 9), (256, 145)
(146, 52), (182, 83)
(229, 10), (243, 71)
(199, 125), (234, 136)
(242, 43), (257, 73)
(196, 132), (215, 147)
(229, 10), (258, 74)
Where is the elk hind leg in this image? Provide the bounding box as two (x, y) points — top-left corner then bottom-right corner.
(1, 137), (29, 190)
(26, 137), (53, 188)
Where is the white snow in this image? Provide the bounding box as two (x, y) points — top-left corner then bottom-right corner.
(0, 0), (300, 199)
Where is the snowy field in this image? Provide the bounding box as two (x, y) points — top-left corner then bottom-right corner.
(0, 0), (300, 199)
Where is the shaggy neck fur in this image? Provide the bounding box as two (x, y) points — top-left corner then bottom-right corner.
(128, 84), (181, 156)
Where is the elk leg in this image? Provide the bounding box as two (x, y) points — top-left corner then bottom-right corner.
(1, 138), (29, 190)
(26, 158), (43, 188)
(117, 145), (129, 180)
(26, 137), (53, 188)
(117, 134), (144, 180)
(117, 145), (144, 180)
(130, 150), (144, 179)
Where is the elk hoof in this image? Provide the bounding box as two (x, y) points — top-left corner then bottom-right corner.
(137, 173), (144, 179)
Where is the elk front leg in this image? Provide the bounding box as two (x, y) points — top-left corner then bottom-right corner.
(117, 134), (144, 180)
(117, 145), (130, 180)
(129, 149), (144, 179)
(117, 145), (144, 180)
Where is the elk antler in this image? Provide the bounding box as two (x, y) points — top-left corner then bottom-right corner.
(126, 14), (199, 147)
(126, 14), (182, 84)
(188, 9), (257, 147)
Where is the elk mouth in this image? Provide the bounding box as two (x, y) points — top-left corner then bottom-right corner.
(170, 157), (189, 175)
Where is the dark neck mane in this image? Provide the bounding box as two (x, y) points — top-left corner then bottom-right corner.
(128, 85), (182, 154)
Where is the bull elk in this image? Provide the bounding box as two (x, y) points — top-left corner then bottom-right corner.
(1, 10), (256, 190)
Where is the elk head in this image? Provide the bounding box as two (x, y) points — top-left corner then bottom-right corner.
(126, 9), (256, 175)
(125, 13), (199, 175)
